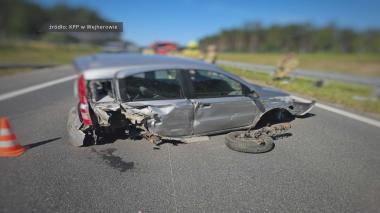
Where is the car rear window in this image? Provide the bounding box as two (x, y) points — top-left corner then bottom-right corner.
(118, 70), (183, 101)
(88, 80), (114, 102)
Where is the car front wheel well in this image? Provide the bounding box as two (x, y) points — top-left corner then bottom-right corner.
(255, 108), (294, 129)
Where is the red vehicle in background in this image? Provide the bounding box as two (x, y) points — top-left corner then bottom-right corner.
(151, 41), (177, 54)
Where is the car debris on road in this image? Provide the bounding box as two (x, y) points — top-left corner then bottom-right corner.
(225, 123), (292, 153)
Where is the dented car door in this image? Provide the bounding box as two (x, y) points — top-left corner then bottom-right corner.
(116, 69), (194, 137)
(186, 70), (260, 135)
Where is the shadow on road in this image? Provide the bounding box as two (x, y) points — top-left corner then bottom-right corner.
(157, 139), (186, 146)
(96, 134), (129, 145)
(272, 132), (293, 140)
(84, 131), (131, 146)
(297, 113), (316, 119)
(24, 137), (61, 150)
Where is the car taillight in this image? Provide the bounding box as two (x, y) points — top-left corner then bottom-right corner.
(78, 74), (87, 103)
(77, 74), (93, 125)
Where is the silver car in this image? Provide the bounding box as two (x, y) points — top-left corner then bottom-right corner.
(67, 53), (314, 147)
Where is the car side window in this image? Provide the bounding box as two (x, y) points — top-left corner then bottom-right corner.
(188, 70), (244, 98)
(119, 70), (183, 101)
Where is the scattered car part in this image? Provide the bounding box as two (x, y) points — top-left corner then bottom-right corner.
(225, 133), (274, 153)
(245, 123), (292, 139)
(225, 123), (291, 153)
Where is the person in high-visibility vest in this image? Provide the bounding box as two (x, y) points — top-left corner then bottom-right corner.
(182, 40), (204, 59)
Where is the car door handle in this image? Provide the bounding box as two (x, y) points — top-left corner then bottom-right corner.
(199, 103), (212, 108)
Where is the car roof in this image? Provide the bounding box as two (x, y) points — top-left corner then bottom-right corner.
(73, 52), (263, 93)
(74, 53), (218, 74)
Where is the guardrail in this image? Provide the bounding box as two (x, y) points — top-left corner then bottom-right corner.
(217, 60), (380, 86)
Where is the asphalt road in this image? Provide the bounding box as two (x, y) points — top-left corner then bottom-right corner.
(0, 67), (379, 213)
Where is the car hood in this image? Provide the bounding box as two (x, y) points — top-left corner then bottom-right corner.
(248, 84), (289, 98)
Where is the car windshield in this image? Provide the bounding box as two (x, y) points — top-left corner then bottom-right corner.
(118, 69), (183, 102)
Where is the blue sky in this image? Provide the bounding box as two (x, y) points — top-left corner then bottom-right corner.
(36, 0), (380, 46)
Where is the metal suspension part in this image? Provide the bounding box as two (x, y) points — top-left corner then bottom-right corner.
(244, 123), (292, 139)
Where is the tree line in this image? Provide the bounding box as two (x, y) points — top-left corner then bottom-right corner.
(199, 22), (380, 53)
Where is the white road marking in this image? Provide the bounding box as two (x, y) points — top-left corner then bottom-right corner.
(0, 75), (77, 102)
(291, 95), (380, 128)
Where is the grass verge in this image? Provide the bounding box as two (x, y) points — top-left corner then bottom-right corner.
(219, 53), (380, 77)
(222, 65), (380, 116)
(0, 40), (100, 76)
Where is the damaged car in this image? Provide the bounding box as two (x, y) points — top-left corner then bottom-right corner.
(67, 53), (314, 151)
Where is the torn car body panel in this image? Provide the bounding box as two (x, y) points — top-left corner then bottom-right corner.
(254, 86), (315, 116)
(120, 99), (194, 137)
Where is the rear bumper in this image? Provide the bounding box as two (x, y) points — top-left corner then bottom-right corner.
(66, 106), (86, 146)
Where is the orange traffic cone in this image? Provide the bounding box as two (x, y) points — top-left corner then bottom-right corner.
(0, 117), (26, 157)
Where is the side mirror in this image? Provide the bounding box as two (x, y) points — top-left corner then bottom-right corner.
(249, 90), (260, 99)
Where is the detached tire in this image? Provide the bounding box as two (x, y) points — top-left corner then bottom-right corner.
(225, 131), (274, 153)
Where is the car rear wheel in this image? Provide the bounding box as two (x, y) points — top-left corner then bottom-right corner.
(67, 106), (87, 147)
(225, 131), (274, 153)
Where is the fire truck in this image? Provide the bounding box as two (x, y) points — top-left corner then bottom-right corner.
(150, 41), (177, 55)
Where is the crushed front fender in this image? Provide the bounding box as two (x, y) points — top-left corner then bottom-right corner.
(291, 100), (316, 116)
